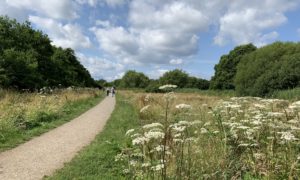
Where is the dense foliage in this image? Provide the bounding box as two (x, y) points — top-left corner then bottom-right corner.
(0, 16), (96, 90)
(235, 42), (300, 96)
(210, 44), (257, 90)
(159, 69), (209, 89)
(119, 70), (150, 88)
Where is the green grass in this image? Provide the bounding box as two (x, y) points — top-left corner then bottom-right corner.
(48, 95), (139, 180)
(174, 88), (236, 97)
(0, 94), (105, 152)
(270, 87), (300, 101)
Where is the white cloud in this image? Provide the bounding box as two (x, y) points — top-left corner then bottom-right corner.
(77, 53), (125, 80)
(6, 0), (78, 20)
(104, 0), (127, 7)
(147, 69), (169, 79)
(214, 0), (299, 46)
(91, 1), (210, 65)
(76, 0), (127, 7)
(298, 28), (300, 37)
(169, 59), (183, 65)
(0, 1), (29, 21)
(29, 16), (92, 50)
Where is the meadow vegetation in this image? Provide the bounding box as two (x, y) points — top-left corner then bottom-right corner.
(117, 87), (300, 179)
(0, 88), (104, 151)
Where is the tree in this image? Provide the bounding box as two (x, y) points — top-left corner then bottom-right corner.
(0, 49), (41, 89)
(210, 44), (257, 90)
(235, 42), (300, 96)
(120, 70), (150, 88)
(0, 16), (97, 89)
(159, 69), (189, 88)
(186, 76), (210, 89)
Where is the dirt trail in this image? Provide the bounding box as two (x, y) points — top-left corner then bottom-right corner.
(0, 96), (115, 180)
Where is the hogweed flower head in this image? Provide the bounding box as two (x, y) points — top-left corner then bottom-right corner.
(175, 103), (192, 110)
(159, 84), (177, 90)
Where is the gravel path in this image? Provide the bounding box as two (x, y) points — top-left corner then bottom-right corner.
(0, 96), (115, 180)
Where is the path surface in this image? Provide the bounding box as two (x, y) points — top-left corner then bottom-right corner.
(0, 96), (115, 180)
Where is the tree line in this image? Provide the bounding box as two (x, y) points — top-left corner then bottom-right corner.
(103, 41), (300, 96)
(210, 42), (300, 96)
(1, 16), (299, 96)
(98, 69), (210, 92)
(0, 16), (98, 90)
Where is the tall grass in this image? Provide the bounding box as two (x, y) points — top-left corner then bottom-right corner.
(0, 88), (104, 151)
(271, 88), (300, 101)
(116, 89), (300, 179)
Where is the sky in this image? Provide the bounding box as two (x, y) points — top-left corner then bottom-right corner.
(1, 0), (300, 81)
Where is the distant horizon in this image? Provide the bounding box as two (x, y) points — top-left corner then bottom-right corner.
(1, 0), (300, 81)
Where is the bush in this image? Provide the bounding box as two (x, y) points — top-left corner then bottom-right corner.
(235, 42), (300, 96)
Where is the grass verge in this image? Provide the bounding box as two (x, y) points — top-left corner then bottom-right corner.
(0, 94), (104, 152)
(271, 87), (300, 101)
(48, 95), (139, 179)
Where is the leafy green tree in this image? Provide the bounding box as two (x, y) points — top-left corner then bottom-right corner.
(120, 70), (150, 88)
(186, 76), (210, 89)
(210, 44), (257, 89)
(235, 42), (300, 96)
(0, 49), (41, 89)
(0, 16), (97, 89)
(159, 69), (189, 88)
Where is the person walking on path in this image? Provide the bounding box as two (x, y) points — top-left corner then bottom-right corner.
(111, 87), (115, 97)
(106, 87), (110, 96)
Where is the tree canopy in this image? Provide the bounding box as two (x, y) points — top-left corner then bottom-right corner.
(235, 42), (300, 96)
(119, 70), (150, 88)
(210, 44), (257, 90)
(0, 16), (97, 90)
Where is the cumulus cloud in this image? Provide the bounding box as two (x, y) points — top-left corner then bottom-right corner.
(77, 53), (125, 80)
(29, 16), (92, 50)
(76, 0), (127, 7)
(214, 0), (299, 46)
(169, 59), (183, 65)
(147, 68), (169, 79)
(91, 0), (210, 65)
(6, 0), (78, 20)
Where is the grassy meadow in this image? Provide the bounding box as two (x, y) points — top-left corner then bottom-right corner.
(49, 87), (300, 179)
(0, 88), (104, 151)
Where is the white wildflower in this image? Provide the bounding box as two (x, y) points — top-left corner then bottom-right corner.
(174, 138), (184, 143)
(204, 122), (211, 126)
(142, 162), (151, 167)
(175, 103), (192, 110)
(140, 105), (150, 113)
(151, 164), (164, 171)
(125, 129), (135, 136)
(130, 160), (137, 167)
(178, 121), (190, 126)
(143, 123), (163, 129)
(144, 94), (151, 102)
(280, 131), (298, 141)
(159, 84), (177, 90)
(237, 125), (250, 130)
(267, 112), (284, 118)
(144, 131), (165, 139)
(123, 169), (130, 174)
(132, 136), (149, 145)
(172, 125), (186, 132)
(238, 143), (249, 147)
(200, 128), (208, 134)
